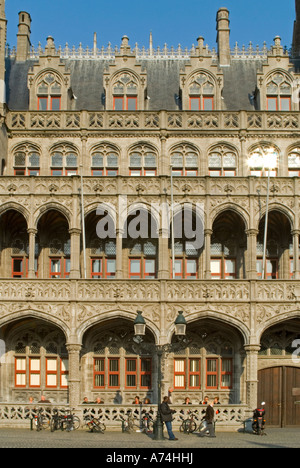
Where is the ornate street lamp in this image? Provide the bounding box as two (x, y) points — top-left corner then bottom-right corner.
(134, 310), (187, 440)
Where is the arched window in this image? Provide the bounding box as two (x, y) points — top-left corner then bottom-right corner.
(266, 72), (292, 111)
(36, 72), (62, 111)
(13, 144), (40, 176)
(208, 144), (237, 177)
(129, 144), (157, 176)
(288, 147), (300, 177)
(171, 144), (199, 176)
(91, 144), (119, 176)
(248, 144), (279, 177)
(112, 72), (138, 111)
(188, 72), (215, 111)
(50, 144), (78, 176)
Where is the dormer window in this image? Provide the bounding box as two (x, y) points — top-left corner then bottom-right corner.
(266, 72), (292, 111)
(189, 72), (215, 111)
(113, 73), (138, 111)
(37, 73), (62, 111)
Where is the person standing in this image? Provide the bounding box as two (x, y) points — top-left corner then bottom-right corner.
(159, 396), (178, 441)
(199, 400), (216, 438)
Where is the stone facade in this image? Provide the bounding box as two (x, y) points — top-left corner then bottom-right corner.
(0, 1), (300, 426)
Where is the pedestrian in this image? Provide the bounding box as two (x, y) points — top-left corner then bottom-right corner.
(159, 396), (178, 441)
(199, 400), (216, 438)
(133, 396), (140, 404)
(184, 397), (192, 405)
(202, 396), (209, 405)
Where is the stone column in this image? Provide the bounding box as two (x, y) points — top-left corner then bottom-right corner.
(244, 343), (261, 410)
(246, 229), (258, 280)
(69, 228), (81, 279)
(66, 343), (82, 409)
(27, 228), (37, 278)
(204, 229), (212, 279)
(115, 228), (123, 279)
(292, 229), (300, 279)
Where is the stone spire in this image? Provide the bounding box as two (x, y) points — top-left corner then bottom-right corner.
(16, 11), (32, 62)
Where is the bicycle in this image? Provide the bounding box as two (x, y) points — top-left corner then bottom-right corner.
(85, 415), (106, 433)
(50, 408), (65, 432)
(141, 411), (154, 433)
(120, 410), (138, 433)
(34, 408), (50, 432)
(179, 410), (199, 434)
(60, 408), (81, 432)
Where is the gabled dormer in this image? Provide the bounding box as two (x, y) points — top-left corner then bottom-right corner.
(103, 36), (147, 111)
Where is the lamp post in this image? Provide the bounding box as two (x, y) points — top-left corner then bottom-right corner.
(248, 149), (277, 280)
(134, 310), (187, 441)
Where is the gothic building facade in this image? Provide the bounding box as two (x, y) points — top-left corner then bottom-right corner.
(0, 0), (300, 428)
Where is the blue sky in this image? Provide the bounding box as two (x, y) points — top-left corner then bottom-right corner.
(5, 0), (296, 51)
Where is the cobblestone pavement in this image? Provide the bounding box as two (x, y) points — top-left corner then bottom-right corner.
(0, 427), (299, 450)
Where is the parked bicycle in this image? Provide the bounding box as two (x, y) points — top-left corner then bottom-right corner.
(60, 408), (81, 432)
(141, 410), (154, 433)
(85, 415), (106, 433)
(120, 410), (138, 433)
(34, 408), (50, 431)
(179, 410), (199, 434)
(50, 408), (64, 432)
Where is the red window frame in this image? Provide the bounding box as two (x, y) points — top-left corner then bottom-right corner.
(189, 97), (201, 110)
(140, 358), (152, 389)
(174, 358), (186, 389)
(108, 358), (120, 389)
(50, 258), (62, 278)
(257, 258), (279, 279)
(125, 358), (137, 389)
(50, 96), (61, 111)
(60, 358), (69, 389)
(188, 358), (201, 389)
(14, 169), (26, 176)
(221, 358), (233, 389)
(267, 96), (278, 111)
(206, 358), (218, 389)
(15, 357), (26, 388)
(46, 357), (58, 388)
(127, 96), (137, 110)
(113, 96), (124, 110)
(29, 357), (41, 388)
(94, 358), (105, 389)
(12, 257), (25, 278)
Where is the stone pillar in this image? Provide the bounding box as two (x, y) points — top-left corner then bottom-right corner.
(244, 344), (261, 410)
(27, 228), (37, 279)
(292, 229), (300, 279)
(204, 229), (212, 279)
(115, 228), (123, 279)
(66, 343), (82, 409)
(69, 228), (81, 279)
(246, 229), (258, 280)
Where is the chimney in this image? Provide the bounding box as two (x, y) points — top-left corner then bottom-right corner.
(216, 7), (230, 66)
(16, 11), (31, 62)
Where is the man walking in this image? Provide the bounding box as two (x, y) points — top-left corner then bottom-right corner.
(199, 400), (216, 438)
(159, 396), (178, 441)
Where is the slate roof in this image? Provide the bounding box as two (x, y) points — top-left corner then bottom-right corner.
(4, 56), (265, 112)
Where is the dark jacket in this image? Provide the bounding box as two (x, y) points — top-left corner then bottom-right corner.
(159, 401), (175, 422)
(204, 404), (215, 423)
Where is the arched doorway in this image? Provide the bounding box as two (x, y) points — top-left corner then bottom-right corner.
(258, 320), (300, 426)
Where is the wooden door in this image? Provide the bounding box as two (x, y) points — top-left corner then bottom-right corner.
(258, 366), (300, 427)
